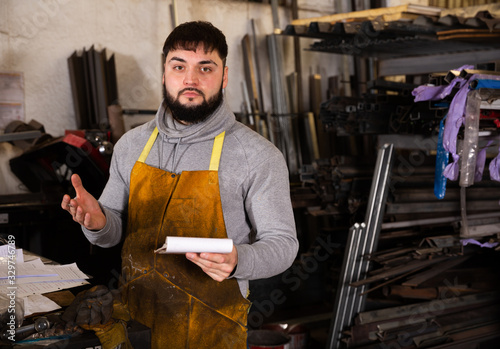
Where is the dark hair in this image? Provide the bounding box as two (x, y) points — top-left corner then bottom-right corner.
(162, 21), (228, 66)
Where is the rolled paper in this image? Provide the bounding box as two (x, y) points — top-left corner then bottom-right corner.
(154, 236), (233, 254)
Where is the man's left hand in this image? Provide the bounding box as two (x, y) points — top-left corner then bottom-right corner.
(186, 246), (238, 282)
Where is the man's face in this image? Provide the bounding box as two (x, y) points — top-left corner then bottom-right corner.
(163, 45), (228, 124)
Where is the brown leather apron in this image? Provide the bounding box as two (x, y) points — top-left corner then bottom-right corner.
(121, 128), (250, 348)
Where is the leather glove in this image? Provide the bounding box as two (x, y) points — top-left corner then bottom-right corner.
(62, 285), (114, 327)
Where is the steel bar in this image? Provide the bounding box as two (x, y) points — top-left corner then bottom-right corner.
(429, 331), (500, 349)
(341, 224), (366, 340)
(391, 187), (500, 202)
(350, 256), (449, 287)
(327, 143), (395, 349)
(357, 291), (500, 325)
(270, 0), (280, 33)
(360, 265), (429, 296)
(381, 211), (500, 230)
(327, 223), (363, 348)
(0, 131), (42, 143)
(413, 321), (500, 347)
(170, 0), (178, 29)
(267, 34), (298, 174)
(349, 303), (500, 347)
(241, 34), (260, 116)
(291, 0), (303, 114)
(385, 200), (500, 214)
(355, 143), (395, 313)
(250, 19), (265, 115)
(402, 255), (471, 287)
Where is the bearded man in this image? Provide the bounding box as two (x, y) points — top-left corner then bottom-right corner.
(62, 21), (298, 349)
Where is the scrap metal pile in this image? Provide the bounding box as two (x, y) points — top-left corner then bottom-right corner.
(342, 236), (500, 348)
(323, 146), (500, 348)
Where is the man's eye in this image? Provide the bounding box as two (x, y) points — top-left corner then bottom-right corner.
(174, 66), (184, 71)
(201, 67), (211, 73)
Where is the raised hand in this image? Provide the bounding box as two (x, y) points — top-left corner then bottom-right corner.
(61, 174), (106, 231)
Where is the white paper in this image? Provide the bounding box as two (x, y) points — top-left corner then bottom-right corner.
(0, 259), (90, 298)
(23, 294), (61, 317)
(0, 245), (24, 263)
(155, 236), (233, 254)
(12, 279), (89, 298)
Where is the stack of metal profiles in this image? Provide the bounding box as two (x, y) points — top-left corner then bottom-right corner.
(67, 46), (118, 130)
(282, 4), (500, 60)
(318, 80), (441, 136)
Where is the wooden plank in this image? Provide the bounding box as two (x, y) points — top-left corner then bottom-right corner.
(291, 4), (441, 26)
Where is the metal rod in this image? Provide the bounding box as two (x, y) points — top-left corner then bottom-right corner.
(0, 130), (42, 143)
(327, 223), (362, 348)
(355, 143), (395, 314)
(327, 143), (395, 348)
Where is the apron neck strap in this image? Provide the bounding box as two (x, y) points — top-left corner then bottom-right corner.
(138, 127), (159, 163)
(137, 127), (225, 171)
(209, 131), (225, 171)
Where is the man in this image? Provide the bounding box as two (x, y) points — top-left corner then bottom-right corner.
(62, 21), (298, 348)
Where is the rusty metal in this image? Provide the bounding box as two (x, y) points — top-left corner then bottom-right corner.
(349, 302), (500, 347)
(382, 285), (479, 300)
(350, 256), (449, 288)
(360, 265), (429, 296)
(356, 291), (500, 325)
(401, 255), (470, 288)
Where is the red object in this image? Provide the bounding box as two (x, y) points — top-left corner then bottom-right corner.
(480, 109), (500, 120)
(62, 133), (109, 172)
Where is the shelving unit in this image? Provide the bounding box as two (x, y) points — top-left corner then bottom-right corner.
(273, 4), (500, 348)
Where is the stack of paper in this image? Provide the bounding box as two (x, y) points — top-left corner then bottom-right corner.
(0, 245), (90, 316)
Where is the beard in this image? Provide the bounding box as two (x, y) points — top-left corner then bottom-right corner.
(163, 84), (224, 124)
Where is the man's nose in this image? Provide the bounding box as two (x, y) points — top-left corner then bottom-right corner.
(184, 69), (199, 85)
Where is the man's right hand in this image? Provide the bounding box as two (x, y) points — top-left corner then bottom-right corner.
(61, 174), (106, 231)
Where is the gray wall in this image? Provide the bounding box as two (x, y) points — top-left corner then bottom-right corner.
(0, 0), (341, 136)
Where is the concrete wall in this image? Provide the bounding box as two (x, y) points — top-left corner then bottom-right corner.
(0, 0), (344, 195)
(0, 0), (339, 136)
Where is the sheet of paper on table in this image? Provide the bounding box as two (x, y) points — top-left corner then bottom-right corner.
(0, 246), (90, 298)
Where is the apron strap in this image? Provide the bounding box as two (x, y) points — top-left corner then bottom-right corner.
(137, 127), (225, 170)
(138, 127), (159, 163)
(209, 131), (225, 171)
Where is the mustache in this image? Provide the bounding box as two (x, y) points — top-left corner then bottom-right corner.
(178, 88), (205, 97)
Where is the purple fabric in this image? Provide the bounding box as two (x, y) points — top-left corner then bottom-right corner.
(413, 70), (500, 182)
(462, 239), (499, 249)
(474, 141), (492, 182)
(412, 80), (462, 102)
(442, 86), (470, 180)
(411, 65), (473, 102)
(443, 153), (459, 181)
(489, 144), (500, 182)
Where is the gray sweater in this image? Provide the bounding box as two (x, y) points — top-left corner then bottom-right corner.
(82, 98), (299, 296)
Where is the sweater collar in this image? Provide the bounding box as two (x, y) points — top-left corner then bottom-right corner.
(155, 96), (235, 144)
